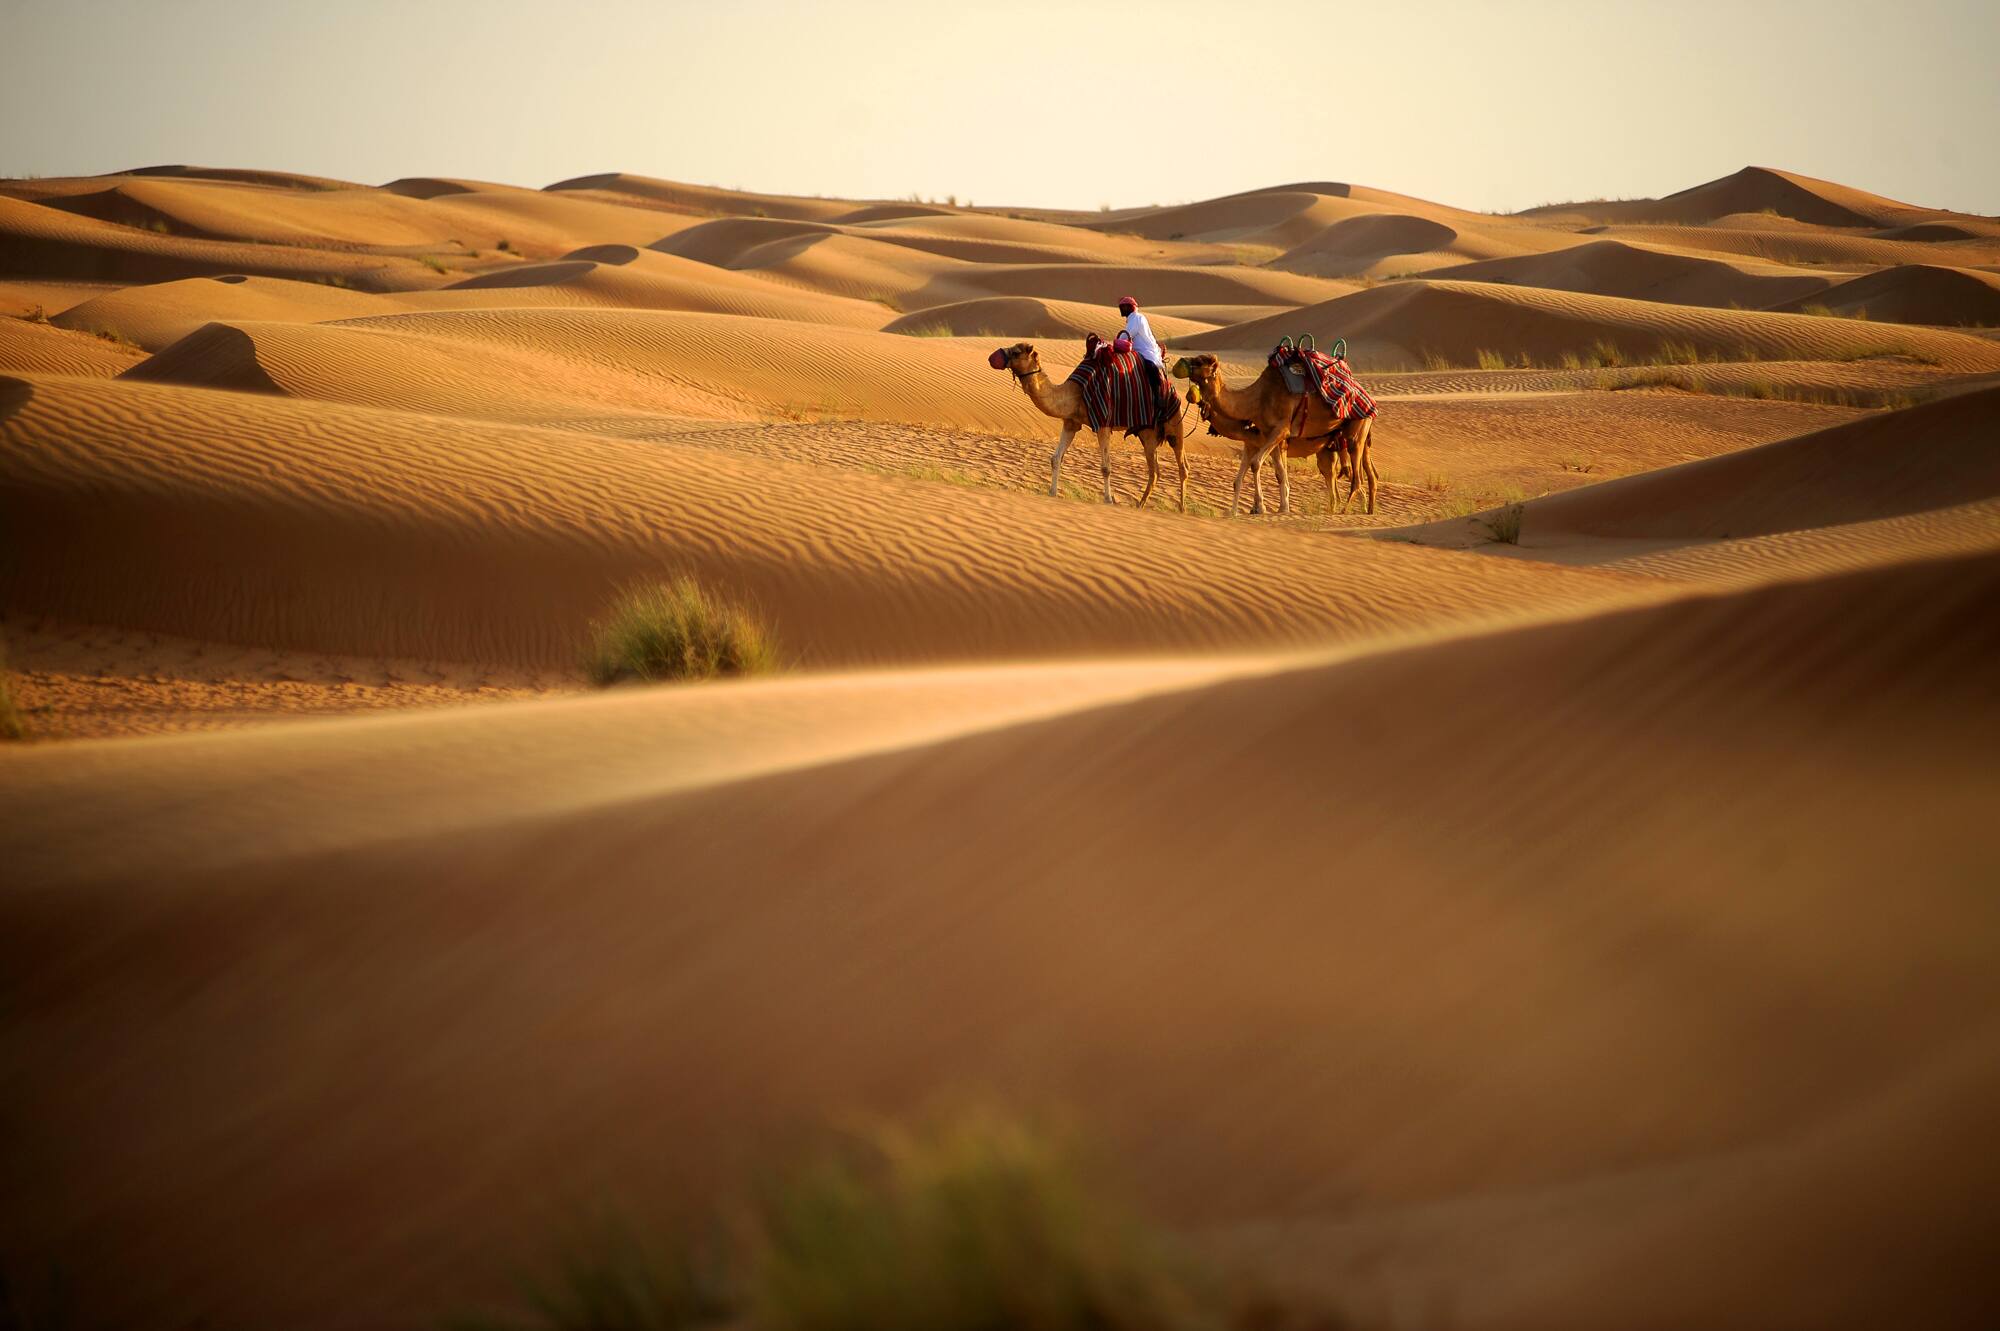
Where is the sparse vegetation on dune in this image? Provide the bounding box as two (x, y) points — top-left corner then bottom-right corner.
(1480, 500), (1527, 545)
(585, 577), (778, 686)
(0, 636), (29, 741)
(456, 1112), (1247, 1331)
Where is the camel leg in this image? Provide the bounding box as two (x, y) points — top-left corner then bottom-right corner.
(1048, 421), (1077, 498)
(1173, 439), (1188, 514)
(1339, 426), (1374, 516)
(1252, 436), (1283, 517)
(1135, 433), (1160, 509)
(1231, 447), (1254, 516)
(1271, 435), (1293, 516)
(1249, 452), (1267, 515)
(1366, 451), (1380, 515)
(1317, 448), (1337, 515)
(1095, 428), (1115, 504)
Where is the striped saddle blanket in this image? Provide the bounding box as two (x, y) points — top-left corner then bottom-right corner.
(1274, 347), (1377, 421)
(1066, 347), (1178, 432)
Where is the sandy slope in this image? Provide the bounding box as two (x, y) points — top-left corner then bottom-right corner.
(1511, 385), (2000, 545)
(119, 308), (1065, 431)
(1768, 263), (2000, 326)
(1523, 166), (1944, 229)
(880, 295), (1215, 339)
(0, 372), (1644, 671)
(3, 545), (1994, 1329)
(1430, 239), (1834, 309)
(1179, 278), (2000, 369)
(52, 274), (393, 350)
(0, 317), (146, 376)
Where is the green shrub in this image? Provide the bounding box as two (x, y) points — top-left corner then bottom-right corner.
(453, 1113), (1247, 1331)
(746, 1113), (1212, 1331)
(585, 577), (778, 686)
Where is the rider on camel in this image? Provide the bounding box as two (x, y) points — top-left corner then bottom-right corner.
(1118, 295), (1168, 405)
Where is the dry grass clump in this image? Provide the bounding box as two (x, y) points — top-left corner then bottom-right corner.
(1609, 366), (1703, 392)
(419, 255), (450, 275)
(0, 636), (28, 741)
(1587, 338), (1625, 368)
(457, 1113), (1242, 1331)
(585, 577), (778, 686)
(1474, 348), (1507, 371)
(749, 1114), (1212, 1331)
(1480, 501), (1527, 545)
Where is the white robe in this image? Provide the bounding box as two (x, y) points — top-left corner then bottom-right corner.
(1123, 310), (1164, 368)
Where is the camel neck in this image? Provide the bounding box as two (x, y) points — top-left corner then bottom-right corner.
(1017, 367), (1072, 417)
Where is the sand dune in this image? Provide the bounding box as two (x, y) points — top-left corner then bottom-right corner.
(1526, 166), (1941, 229)
(0, 317), (147, 376)
(1430, 239), (1834, 310)
(1178, 277), (2000, 369)
(0, 192), (409, 287)
(53, 274), (392, 350)
(1768, 263), (2000, 326)
(1378, 386), (2000, 563)
(1, 371), (1646, 671)
(544, 171), (858, 222)
(1577, 221), (2000, 270)
(880, 295), (1215, 339)
(117, 163), (368, 192)
(408, 245), (888, 327)
(119, 307), (1077, 432)
(1271, 211), (1581, 279)
(3, 542), (1994, 1329)
(1519, 385), (2000, 540)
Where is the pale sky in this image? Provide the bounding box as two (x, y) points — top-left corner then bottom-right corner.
(4, 0), (1996, 216)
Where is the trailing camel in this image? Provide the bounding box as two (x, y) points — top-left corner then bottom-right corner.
(1173, 353), (1380, 516)
(1184, 374), (1352, 516)
(990, 342), (1187, 511)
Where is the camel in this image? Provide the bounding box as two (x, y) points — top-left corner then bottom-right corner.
(1173, 353), (1380, 516)
(991, 342), (1187, 511)
(1185, 378), (1350, 516)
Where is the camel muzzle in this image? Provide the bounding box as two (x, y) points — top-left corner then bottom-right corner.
(987, 349), (1009, 370)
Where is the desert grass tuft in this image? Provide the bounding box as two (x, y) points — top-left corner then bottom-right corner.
(0, 636), (29, 741)
(1588, 338), (1625, 368)
(419, 255), (450, 275)
(745, 1112), (1214, 1331)
(585, 577), (778, 686)
(1610, 367), (1702, 392)
(455, 1112), (1245, 1331)
(448, 1216), (730, 1331)
(1474, 348), (1507, 372)
(1419, 348), (1452, 373)
(1480, 501), (1527, 545)
(18, 303), (50, 324)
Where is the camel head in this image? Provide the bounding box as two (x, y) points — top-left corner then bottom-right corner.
(988, 342), (1041, 376)
(1175, 353), (1222, 393)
